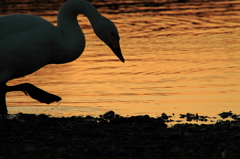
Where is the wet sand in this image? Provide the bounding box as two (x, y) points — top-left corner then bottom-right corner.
(1, 112), (240, 159)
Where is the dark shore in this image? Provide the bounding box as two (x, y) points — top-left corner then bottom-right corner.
(1, 111), (240, 159)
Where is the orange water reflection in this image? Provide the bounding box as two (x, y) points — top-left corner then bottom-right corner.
(2, 1), (240, 119)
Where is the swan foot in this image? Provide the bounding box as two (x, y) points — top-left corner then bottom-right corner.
(8, 83), (62, 104)
(0, 83), (8, 115)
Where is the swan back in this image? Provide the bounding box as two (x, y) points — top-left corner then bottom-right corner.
(0, 14), (51, 40)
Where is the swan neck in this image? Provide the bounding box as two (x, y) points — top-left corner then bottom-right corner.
(78, 1), (102, 25)
(58, 0), (102, 28)
(53, 0), (102, 64)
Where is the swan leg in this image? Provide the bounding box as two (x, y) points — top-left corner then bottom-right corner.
(7, 83), (62, 104)
(0, 83), (8, 115)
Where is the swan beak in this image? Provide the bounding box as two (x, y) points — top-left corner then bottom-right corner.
(109, 38), (125, 63)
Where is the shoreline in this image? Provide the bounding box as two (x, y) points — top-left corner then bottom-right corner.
(6, 110), (239, 125)
(1, 111), (240, 158)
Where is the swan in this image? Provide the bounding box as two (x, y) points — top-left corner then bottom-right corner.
(0, 0), (125, 114)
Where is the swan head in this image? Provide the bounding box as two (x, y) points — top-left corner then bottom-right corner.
(93, 16), (125, 63)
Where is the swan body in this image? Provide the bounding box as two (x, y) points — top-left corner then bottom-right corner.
(0, 0), (124, 114)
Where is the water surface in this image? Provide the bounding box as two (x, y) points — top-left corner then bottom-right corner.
(2, 0), (240, 118)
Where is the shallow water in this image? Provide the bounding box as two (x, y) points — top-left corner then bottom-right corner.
(1, 0), (240, 118)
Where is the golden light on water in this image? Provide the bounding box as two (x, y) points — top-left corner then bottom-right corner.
(1, 0), (240, 119)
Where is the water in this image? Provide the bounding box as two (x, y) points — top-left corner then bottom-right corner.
(2, 0), (240, 118)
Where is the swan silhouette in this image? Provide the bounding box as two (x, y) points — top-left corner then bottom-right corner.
(0, 0), (125, 114)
